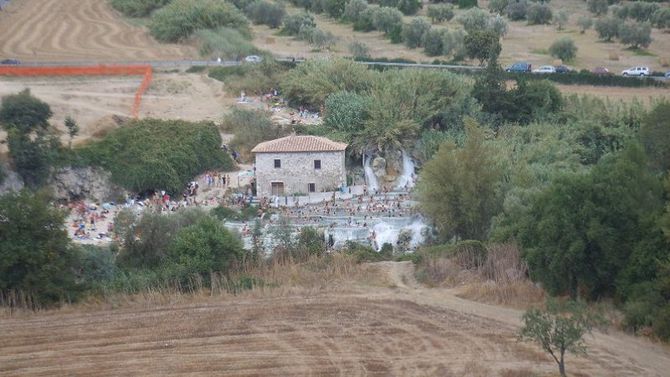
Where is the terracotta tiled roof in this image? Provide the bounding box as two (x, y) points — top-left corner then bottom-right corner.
(251, 135), (347, 153)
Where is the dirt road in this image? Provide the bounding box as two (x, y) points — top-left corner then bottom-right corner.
(0, 0), (196, 61)
(2, 262), (669, 376)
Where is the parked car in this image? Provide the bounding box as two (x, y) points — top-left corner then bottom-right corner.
(621, 66), (650, 77)
(244, 55), (262, 63)
(0, 58), (20, 65)
(666, 71), (670, 79)
(591, 66), (611, 75)
(554, 65), (572, 74)
(505, 62), (532, 73)
(532, 65), (556, 74)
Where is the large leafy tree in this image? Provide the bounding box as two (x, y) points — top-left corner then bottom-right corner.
(418, 118), (505, 241)
(0, 89), (61, 188)
(0, 190), (80, 306)
(518, 145), (663, 299)
(639, 102), (670, 173)
(464, 30), (501, 65)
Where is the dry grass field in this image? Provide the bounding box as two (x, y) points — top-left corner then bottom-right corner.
(0, 0), (196, 61)
(1, 261), (670, 377)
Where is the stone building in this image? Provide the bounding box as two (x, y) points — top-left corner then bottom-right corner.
(251, 135), (347, 197)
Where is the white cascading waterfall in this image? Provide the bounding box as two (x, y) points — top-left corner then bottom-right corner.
(395, 150), (415, 191)
(363, 154), (380, 192)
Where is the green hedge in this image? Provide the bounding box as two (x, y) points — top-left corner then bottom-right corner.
(504, 71), (666, 88)
(110, 0), (170, 17)
(76, 119), (234, 194)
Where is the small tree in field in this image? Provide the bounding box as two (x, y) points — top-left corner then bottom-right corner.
(64, 115), (79, 149)
(555, 10), (569, 31)
(577, 16), (593, 33)
(519, 301), (598, 377)
(549, 37), (577, 62)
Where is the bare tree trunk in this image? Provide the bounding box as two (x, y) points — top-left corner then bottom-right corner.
(559, 350), (566, 377)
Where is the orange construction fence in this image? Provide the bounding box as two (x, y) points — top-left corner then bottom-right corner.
(0, 65), (153, 118)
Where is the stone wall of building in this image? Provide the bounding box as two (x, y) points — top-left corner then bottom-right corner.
(255, 151), (346, 197)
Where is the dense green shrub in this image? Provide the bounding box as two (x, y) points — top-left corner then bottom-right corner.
(488, 0), (509, 14)
(245, 0), (286, 28)
(504, 70), (665, 87)
(506, 0), (529, 21)
(0, 190), (81, 307)
(110, 0), (170, 17)
(402, 18), (431, 49)
(282, 12), (316, 35)
(427, 4), (454, 23)
(595, 16), (622, 41)
(354, 7), (376, 31)
(397, 0), (423, 15)
(77, 119), (233, 193)
(348, 41), (371, 59)
(549, 37), (577, 62)
(149, 0), (249, 42)
(526, 3), (552, 25)
(209, 59), (288, 94)
(423, 28), (447, 56)
(372, 6), (404, 35)
(195, 27), (258, 59)
(457, 7), (490, 33)
(618, 21), (652, 48)
(651, 8), (670, 29)
(222, 108), (288, 161)
(577, 16), (593, 33)
(280, 58), (375, 109)
(323, 91), (370, 141)
(343, 0), (368, 22)
(587, 0), (608, 16)
(458, 0), (477, 9)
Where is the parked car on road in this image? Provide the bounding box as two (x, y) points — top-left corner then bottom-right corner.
(666, 71), (670, 79)
(0, 58), (20, 65)
(532, 65), (556, 74)
(554, 65), (572, 74)
(621, 66), (650, 77)
(591, 66), (611, 75)
(244, 55), (262, 63)
(505, 62), (532, 73)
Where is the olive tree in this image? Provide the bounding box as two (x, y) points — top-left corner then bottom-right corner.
(549, 37), (577, 62)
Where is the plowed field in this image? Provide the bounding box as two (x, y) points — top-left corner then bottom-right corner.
(0, 0), (196, 61)
(1, 263), (669, 377)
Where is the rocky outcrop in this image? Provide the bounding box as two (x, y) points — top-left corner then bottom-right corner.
(49, 167), (126, 203)
(0, 165), (24, 195)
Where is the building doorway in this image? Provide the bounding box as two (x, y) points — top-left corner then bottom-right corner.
(271, 182), (284, 196)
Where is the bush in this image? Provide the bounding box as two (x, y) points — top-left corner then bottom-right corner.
(504, 70), (665, 88)
(458, 0), (477, 9)
(587, 0), (608, 16)
(282, 12), (316, 35)
(280, 58), (374, 109)
(320, 0), (347, 18)
(195, 27), (258, 59)
(372, 6), (404, 35)
(343, 0), (368, 22)
(149, 0), (249, 42)
(299, 26), (337, 49)
(464, 30), (501, 65)
(77, 119), (234, 193)
(488, 0), (509, 14)
(442, 29), (466, 60)
(427, 4), (454, 24)
(402, 18), (431, 49)
(651, 8), (670, 29)
(549, 37), (577, 62)
(618, 21), (652, 49)
(0, 190), (81, 307)
(595, 16), (622, 41)
(506, 0), (529, 21)
(397, 0), (422, 15)
(577, 16), (593, 33)
(489, 14), (508, 37)
(423, 28), (447, 56)
(457, 7), (490, 33)
(323, 91), (370, 137)
(223, 108), (287, 161)
(245, 0), (286, 28)
(348, 41), (371, 59)
(110, 0), (170, 17)
(555, 9), (569, 30)
(526, 3), (552, 25)
(625, 1), (659, 22)
(354, 7), (376, 31)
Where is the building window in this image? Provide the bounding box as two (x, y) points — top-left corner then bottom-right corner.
(314, 159), (321, 170)
(308, 183), (316, 193)
(274, 159), (281, 168)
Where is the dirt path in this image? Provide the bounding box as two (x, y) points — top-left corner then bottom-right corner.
(0, 0), (196, 61)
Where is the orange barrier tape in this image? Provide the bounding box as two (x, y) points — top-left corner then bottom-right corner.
(0, 65), (153, 118)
